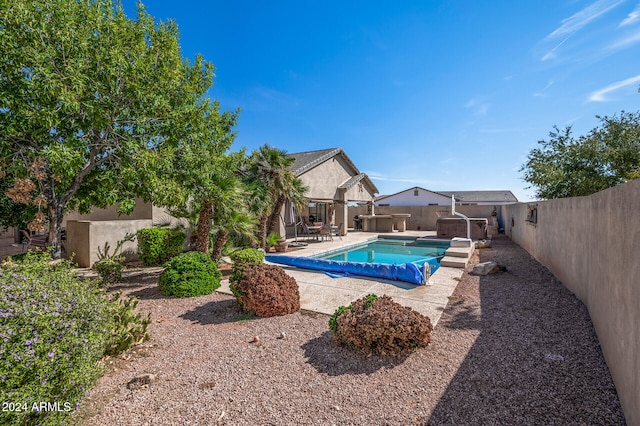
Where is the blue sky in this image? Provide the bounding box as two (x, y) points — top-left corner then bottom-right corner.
(122, 0), (640, 201)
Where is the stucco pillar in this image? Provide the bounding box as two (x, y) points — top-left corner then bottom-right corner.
(335, 190), (348, 235)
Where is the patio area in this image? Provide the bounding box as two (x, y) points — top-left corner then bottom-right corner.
(218, 230), (465, 326)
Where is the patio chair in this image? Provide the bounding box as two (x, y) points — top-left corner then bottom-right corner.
(319, 224), (332, 241)
(331, 223), (343, 240)
(21, 230), (48, 251)
(302, 223), (319, 241)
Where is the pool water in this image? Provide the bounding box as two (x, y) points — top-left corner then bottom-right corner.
(318, 239), (449, 268)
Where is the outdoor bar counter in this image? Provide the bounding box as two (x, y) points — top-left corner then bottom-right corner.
(359, 213), (411, 232)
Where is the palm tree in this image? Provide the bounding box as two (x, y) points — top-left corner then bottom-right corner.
(208, 168), (256, 261)
(244, 145), (308, 249)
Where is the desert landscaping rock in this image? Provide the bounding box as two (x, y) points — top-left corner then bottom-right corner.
(76, 236), (626, 425)
(472, 261), (501, 275)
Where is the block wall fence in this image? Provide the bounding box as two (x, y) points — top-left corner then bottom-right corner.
(502, 179), (639, 426)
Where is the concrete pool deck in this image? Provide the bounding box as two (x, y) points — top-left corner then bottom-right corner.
(218, 230), (466, 326)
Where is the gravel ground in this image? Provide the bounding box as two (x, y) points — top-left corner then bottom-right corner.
(74, 236), (626, 425)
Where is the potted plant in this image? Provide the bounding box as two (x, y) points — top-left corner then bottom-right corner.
(276, 236), (288, 253)
(94, 233), (136, 285)
(267, 232), (288, 253)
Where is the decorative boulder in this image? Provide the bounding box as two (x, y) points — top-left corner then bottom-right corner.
(476, 239), (492, 249)
(473, 261), (505, 275)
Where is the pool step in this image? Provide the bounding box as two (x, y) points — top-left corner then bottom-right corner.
(440, 245), (474, 268)
(445, 247), (472, 258)
(440, 256), (468, 268)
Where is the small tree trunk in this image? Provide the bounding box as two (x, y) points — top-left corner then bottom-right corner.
(210, 229), (228, 262)
(257, 215), (268, 250)
(192, 200), (213, 253)
(47, 204), (64, 259)
(266, 194), (286, 239)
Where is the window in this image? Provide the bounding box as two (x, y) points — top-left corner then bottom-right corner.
(308, 202), (326, 223)
(413, 189), (419, 196)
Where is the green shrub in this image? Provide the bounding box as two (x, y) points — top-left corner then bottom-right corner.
(158, 251), (221, 297)
(136, 228), (185, 266)
(0, 252), (114, 425)
(93, 232), (136, 284)
(94, 258), (124, 284)
(104, 292), (151, 356)
(230, 264), (300, 317)
(229, 248), (265, 285)
(0, 251), (152, 425)
(330, 294), (433, 356)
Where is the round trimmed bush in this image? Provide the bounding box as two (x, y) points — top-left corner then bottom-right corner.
(330, 294), (433, 356)
(158, 251), (221, 297)
(230, 264), (299, 317)
(229, 248), (265, 285)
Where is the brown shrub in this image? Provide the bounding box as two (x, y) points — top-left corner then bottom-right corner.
(333, 295), (433, 356)
(230, 264), (300, 317)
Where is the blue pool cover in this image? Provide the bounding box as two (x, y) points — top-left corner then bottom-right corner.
(265, 255), (438, 285)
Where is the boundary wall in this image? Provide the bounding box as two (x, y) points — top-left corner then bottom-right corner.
(502, 179), (640, 426)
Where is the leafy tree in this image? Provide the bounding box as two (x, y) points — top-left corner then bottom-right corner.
(0, 0), (213, 258)
(0, 174), (37, 233)
(244, 145), (308, 249)
(138, 101), (253, 259)
(521, 111), (640, 199)
(209, 172), (257, 262)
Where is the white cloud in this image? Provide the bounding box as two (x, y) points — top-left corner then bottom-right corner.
(532, 80), (555, 97)
(609, 30), (640, 49)
(620, 3), (640, 26)
(464, 98), (490, 116)
(366, 172), (439, 187)
(546, 0), (625, 39)
(541, 0), (625, 60)
(542, 32), (577, 61)
(588, 74), (640, 101)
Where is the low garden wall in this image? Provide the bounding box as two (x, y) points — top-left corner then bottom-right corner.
(65, 219), (153, 267)
(348, 204), (500, 231)
(501, 179), (640, 426)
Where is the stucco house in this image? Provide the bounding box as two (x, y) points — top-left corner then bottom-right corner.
(63, 147), (376, 266)
(282, 147), (378, 237)
(375, 186), (518, 207)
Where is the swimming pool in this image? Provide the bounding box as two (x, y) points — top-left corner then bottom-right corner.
(317, 238), (449, 269)
(265, 237), (450, 285)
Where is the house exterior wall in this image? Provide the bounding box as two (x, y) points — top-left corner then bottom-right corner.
(501, 179), (640, 426)
(62, 198), (153, 228)
(281, 154), (375, 238)
(376, 189), (450, 206)
(298, 155), (375, 202)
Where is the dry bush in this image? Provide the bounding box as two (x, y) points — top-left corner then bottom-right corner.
(332, 294), (433, 356)
(230, 264), (300, 317)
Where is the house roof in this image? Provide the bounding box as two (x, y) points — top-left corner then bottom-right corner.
(288, 147), (379, 194)
(375, 186), (518, 203)
(289, 148), (349, 175)
(438, 190), (519, 203)
(338, 173), (368, 190)
(375, 186), (449, 202)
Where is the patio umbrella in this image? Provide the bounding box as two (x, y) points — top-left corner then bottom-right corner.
(286, 200), (307, 247)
